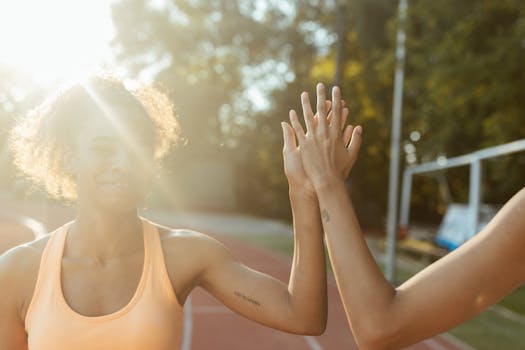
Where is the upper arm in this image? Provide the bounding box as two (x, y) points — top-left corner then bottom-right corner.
(0, 248), (31, 350)
(192, 234), (302, 332)
(390, 188), (525, 347)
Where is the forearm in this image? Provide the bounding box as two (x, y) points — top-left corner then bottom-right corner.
(316, 180), (396, 346)
(287, 187), (327, 332)
(317, 183), (525, 349)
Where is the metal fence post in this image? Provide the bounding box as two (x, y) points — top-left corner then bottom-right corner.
(468, 158), (482, 239)
(399, 170), (413, 233)
(386, 0), (409, 283)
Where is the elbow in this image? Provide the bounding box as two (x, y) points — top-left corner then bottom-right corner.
(313, 307), (328, 335)
(297, 323), (326, 336)
(288, 294), (327, 335)
(305, 318), (327, 336)
(354, 331), (393, 350)
(351, 313), (402, 350)
(355, 336), (391, 350)
(293, 310), (327, 336)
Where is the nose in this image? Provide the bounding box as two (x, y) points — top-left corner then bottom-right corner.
(109, 146), (152, 175)
(109, 148), (135, 172)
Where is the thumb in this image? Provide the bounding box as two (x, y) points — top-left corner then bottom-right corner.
(347, 126), (362, 159)
(282, 122), (297, 152)
(343, 125), (353, 147)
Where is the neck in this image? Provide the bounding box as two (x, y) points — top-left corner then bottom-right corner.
(67, 206), (144, 261)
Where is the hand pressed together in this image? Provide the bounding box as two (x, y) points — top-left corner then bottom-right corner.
(283, 83), (362, 192)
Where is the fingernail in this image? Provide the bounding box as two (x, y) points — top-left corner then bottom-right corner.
(301, 92), (308, 100)
(356, 126), (362, 135)
(281, 122), (286, 128)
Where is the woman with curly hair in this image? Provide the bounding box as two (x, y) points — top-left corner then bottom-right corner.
(0, 75), (329, 349)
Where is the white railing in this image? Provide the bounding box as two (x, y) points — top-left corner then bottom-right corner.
(387, 138), (525, 279)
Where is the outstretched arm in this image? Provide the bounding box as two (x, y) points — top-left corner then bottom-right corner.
(290, 83), (525, 349)
(193, 106), (332, 334)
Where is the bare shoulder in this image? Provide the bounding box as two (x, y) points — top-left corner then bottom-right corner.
(0, 234), (49, 281)
(0, 233), (51, 319)
(156, 224), (231, 260)
(152, 224), (233, 303)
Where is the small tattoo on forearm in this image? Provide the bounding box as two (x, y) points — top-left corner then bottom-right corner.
(234, 291), (261, 306)
(321, 209), (330, 222)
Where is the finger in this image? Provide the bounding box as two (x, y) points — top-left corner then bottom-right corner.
(347, 126), (363, 158)
(301, 92), (315, 133)
(343, 124), (353, 147)
(326, 101), (334, 125)
(281, 121), (297, 152)
(331, 86), (342, 133)
(314, 100), (332, 126)
(340, 107), (349, 131)
(325, 100), (332, 116)
(289, 109), (306, 143)
(316, 83), (327, 134)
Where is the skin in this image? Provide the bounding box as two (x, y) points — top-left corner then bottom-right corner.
(288, 82), (525, 350)
(0, 100), (328, 349)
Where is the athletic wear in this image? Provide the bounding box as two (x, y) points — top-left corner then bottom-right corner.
(25, 218), (182, 350)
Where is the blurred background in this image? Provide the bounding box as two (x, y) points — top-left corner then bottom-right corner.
(1, 0), (524, 225)
(1, 1), (525, 348)
(1, 0), (524, 226)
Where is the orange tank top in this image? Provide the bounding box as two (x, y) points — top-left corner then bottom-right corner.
(25, 218), (183, 350)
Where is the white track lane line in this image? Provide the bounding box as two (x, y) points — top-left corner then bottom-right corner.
(304, 336), (323, 350)
(423, 338), (449, 350)
(0, 212), (48, 238)
(181, 296), (193, 350)
(17, 215), (47, 238)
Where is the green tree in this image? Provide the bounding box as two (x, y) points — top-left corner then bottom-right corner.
(110, 0), (326, 216)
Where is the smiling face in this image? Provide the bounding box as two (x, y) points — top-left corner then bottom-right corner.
(10, 75), (180, 204)
(70, 104), (156, 213)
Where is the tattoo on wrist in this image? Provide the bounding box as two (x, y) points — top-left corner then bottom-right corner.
(234, 291), (261, 306)
(321, 209), (330, 222)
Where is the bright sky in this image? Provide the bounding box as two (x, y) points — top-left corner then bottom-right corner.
(0, 0), (114, 84)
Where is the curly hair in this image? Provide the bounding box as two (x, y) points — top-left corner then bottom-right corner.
(9, 75), (180, 201)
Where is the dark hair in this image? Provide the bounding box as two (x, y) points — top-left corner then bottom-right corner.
(9, 74), (180, 200)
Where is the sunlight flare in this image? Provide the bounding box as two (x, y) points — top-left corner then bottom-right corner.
(0, 0), (114, 83)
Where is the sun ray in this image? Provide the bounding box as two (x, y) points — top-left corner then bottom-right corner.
(81, 81), (182, 209)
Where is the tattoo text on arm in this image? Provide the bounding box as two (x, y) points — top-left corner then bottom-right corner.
(321, 209), (330, 222)
(234, 291), (261, 307)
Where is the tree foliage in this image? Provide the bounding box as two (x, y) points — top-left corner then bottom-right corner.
(0, 0), (523, 224)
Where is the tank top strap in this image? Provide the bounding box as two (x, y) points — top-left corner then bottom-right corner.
(50, 223), (70, 281)
(39, 223), (69, 292)
(25, 222), (71, 325)
(140, 218), (180, 305)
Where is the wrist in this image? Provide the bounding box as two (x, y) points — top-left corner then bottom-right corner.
(314, 179), (348, 201)
(288, 185), (317, 201)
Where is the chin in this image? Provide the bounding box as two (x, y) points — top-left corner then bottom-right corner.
(77, 185), (148, 214)
(93, 192), (145, 215)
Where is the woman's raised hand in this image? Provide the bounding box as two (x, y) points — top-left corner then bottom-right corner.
(286, 83), (362, 191)
(282, 97), (336, 198)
